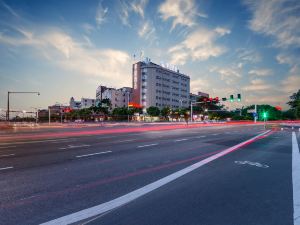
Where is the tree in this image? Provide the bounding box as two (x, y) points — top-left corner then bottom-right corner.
(243, 104), (282, 121)
(287, 89), (300, 119)
(147, 106), (160, 117)
(161, 107), (171, 120)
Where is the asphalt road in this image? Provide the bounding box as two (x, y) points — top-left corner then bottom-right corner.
(0, 124), (299, 225)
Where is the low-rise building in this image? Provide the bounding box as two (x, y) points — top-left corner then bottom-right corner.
(69, 97), (96, 109)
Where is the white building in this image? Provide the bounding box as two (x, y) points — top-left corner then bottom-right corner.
(132, 60), (190, 110)
(69, 97), (96, 109)
(96, 85), (132, 110)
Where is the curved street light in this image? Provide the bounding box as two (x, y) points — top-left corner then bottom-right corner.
(7, 91), (40, 122)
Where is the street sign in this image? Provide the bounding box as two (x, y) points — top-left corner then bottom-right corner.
(247, 109), (255, 113)
(253, 112), (257, 117)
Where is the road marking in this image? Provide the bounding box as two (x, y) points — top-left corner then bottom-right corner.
(0, 153), (15, 158)
(137, 143), (158, 148)
(0, 138), (77, 146)
(292, 132), (300, 225)
(41, 130), (271, 225)
(0, 146), (16, 149)
(76, 151), (112, 158)
(174, 138), (188, 142)
(59, 144), (90, 150)
(0, 166), (13, 171)
(114, 139), (136, 143)
(195, 135), (206, 138)
(212, 134), (219, 136)
(234, 160), (269, 168)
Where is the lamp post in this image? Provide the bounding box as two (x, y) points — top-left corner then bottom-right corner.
(7, 91), (40, 122)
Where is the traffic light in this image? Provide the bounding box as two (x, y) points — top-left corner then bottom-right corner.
(237, 94), (241, 102)
(230, 95), (234, 102)
(263, 112), (267, 119)
(222, 97), (227, 101)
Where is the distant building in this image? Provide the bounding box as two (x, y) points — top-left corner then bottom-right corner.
(132, 60), (190, 111)
(190, 92), (210, 103)
(69, 97), (96, 109)
(101, 86), (132, 109)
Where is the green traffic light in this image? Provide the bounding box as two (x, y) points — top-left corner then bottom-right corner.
(263, 112), (267, 118)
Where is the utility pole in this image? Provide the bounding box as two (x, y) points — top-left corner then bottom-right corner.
(48, 107), (51, 125)
(190, 102), (193, 122)
(254, 104), (257, 123)
(127, 91), (130, 123)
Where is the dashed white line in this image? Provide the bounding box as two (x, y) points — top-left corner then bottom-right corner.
(0, 146), (16, 149)
(196, 135), (206, 138)
(0, 153), (15, 158)
(76, 151), (112, 158)
(174, 138), (188, 142)
(212, 134), (219, 136)
(59, 144), (90, 150)
(0, 166), (13, 171)
(137, 143), (158, 148)
(114, 139), (137, 143)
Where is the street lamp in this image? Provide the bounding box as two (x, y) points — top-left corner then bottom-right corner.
(7, 91), (40, 122)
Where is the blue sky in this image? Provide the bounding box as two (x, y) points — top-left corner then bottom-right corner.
(0, 0), (299, 112)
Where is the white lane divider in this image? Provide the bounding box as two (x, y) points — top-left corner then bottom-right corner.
(292, 132), (300, 225)
(137, 143), (158, 148)
(40, 130), (271, 225)
(0, 153), (15, 158)
(212, 134), (219, 136)
(196, 135), (206, 138)
(0, 146), (16, 149)
(76, 151), (112, 158)
(114, 139), (137, 143)
(0, 166), (13, 171)
(59, 144), (90, 150)
(174, 138), (188, 142)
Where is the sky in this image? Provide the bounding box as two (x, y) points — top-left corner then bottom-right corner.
(0, 0), (300, 113)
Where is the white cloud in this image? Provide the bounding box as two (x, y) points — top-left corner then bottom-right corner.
(211, 67), (242, 85)
(138, 20), (157, 42)
(214, 27), (231, 36)
(245, 0), (300, 48)
(190, 78), (210, 93)
(236, 48), (261, 63)
(1, 1), (19, 18)
(242, 79), (274, 92)
(158, 0), (207, 31)
(95, 1), (108, 26)
(168, 27), (229, 65)
(281, 75), (300, 93)
(82, 23), (95, 34)
(118, 0), (148, 26)
(0, 28), (132, 87)
(248, 69), (272, 76)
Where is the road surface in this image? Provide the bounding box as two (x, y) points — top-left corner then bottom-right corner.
(0, 124), (299, 225)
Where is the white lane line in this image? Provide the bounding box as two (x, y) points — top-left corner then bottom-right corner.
(76, 151), (112, 158)
(292, 132), (300, 225)
(212, 134), (219, 136)
(0, 138), (77, 146)
(41, 130), (271, 225)
(174, 138), (188, 142)
(0, 153), (15, 158)
(0, 146), (16, 149)
(137, 143), (158, 148)
(0, 166), (13, 171)
(195, 135), (206, 138)
(114, 139), (137, 143)
(59, 144), (90, 150)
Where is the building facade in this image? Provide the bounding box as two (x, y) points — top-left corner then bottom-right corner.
(190, 92), (210, 103)
(97, 86), (133, 109)
(69, 97), (96, 109)
(132, 60), (190, 111)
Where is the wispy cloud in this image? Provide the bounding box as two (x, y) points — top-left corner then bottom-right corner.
(236, 48), (261, 63)
(281, 75), (300, 94)
(242, 79), (274, 92)
(248, 68), (272, 76)
(138, 20), (157, 43)
(0, 27), (132, 87)
(210, 66), (242, 85)
(118, 0), (148, 26)
(245, 0), (300, 48)
(168, 26), (229, 65)
(95, 1), (108, 27)
(158, 0), (207, 31)
(1, 1), (19, 18)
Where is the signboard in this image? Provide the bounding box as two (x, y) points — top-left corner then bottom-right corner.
(247, 109), (255, 113)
